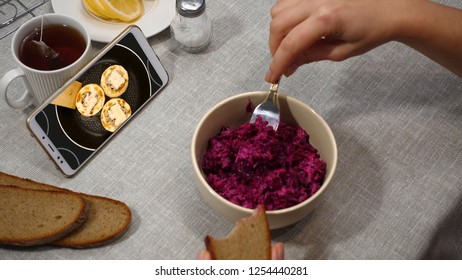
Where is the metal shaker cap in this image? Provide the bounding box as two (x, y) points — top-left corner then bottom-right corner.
(176, 0), (206, 18)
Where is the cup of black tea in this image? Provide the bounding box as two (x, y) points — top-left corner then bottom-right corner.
(0, 14), (91, 109)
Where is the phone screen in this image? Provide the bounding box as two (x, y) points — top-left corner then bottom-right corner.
(27, 27), (168, 176)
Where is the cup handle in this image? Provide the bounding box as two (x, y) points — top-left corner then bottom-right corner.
(0, 68), (33, 109)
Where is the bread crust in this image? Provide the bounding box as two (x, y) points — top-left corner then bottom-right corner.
(53, 195), (131, 248)
(0, 172), (131, 248)
(205, 205), (271, 260)
(0, 185), (88, 247)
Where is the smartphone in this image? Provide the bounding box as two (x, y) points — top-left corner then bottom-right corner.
(27, 26), (169, 176)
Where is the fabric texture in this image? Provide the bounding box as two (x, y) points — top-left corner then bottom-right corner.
(1, 0), (462, 259)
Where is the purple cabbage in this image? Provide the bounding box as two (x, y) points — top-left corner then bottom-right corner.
(201, 116), (326, 210)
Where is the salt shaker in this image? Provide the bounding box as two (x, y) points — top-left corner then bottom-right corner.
(170, 0), (213, 53)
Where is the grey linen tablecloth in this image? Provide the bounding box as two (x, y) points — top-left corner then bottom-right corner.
(1, 0), (462, 260)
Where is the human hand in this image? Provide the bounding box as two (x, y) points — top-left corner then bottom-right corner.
(265, 0), (412, 82)
(197, 242), (285, 260)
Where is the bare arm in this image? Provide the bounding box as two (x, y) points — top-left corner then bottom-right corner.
(265, 0), (462, 83)
(398, 1), (462, 78)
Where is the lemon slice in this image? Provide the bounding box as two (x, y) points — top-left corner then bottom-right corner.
(82, 0), (143, 22)
(82, 0), (110, 19)
(97, 0), (144, 22)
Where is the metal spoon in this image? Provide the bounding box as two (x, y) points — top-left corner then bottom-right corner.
(250, 82), (280, 130)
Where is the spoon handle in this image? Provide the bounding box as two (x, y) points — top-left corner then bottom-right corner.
(267, 81), (280, 104)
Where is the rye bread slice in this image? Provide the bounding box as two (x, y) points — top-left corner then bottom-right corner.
(0, 172), (132, 248)
(0, 185), (88, 246)
(205, 205), (271, 260)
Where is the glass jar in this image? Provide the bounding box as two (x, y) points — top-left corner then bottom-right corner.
(170, 0), (213, 53)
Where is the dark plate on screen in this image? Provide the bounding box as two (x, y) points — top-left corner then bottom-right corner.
(56, 44), (151, 150)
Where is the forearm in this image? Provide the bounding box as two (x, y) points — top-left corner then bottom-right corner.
(397, 1), (462, 77)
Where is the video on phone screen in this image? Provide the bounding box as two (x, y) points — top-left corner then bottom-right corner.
(34, 33), (164, 170)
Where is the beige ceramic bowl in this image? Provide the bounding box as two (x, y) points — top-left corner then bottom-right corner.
(191, 91), (337, 229)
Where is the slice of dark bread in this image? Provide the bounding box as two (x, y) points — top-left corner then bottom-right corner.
(0, 184), (88, 246)
(0, 172), (131, 248)
(53, 195), (131, 248)
(205, 205), (271, 260)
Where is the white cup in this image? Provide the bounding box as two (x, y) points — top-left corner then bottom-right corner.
(0, 13), (91, 109)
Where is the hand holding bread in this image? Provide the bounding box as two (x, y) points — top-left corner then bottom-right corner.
(201, 205), (284, 260)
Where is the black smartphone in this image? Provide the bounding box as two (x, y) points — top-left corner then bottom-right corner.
(27, 26), (169, 176)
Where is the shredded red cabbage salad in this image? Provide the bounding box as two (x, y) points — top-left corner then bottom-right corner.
(201, 116), (326, 210)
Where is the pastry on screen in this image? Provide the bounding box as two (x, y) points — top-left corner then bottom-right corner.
(100, 65), (129, 98)
(75, 83), (105, 116)
(204, 205), (271, 260)
(100, 98), (132, 132)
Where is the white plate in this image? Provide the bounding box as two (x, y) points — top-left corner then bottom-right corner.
(51, 0), (175, 43)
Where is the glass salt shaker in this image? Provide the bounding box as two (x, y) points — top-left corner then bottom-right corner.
(170, 0), (213, 53)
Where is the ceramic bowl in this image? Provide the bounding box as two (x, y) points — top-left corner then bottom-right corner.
(191, 91), (337, 229)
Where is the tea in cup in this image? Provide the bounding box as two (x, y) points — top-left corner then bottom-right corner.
(0, 13), (91, 109)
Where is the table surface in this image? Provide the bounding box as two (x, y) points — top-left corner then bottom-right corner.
(1, 0), (462, 260)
